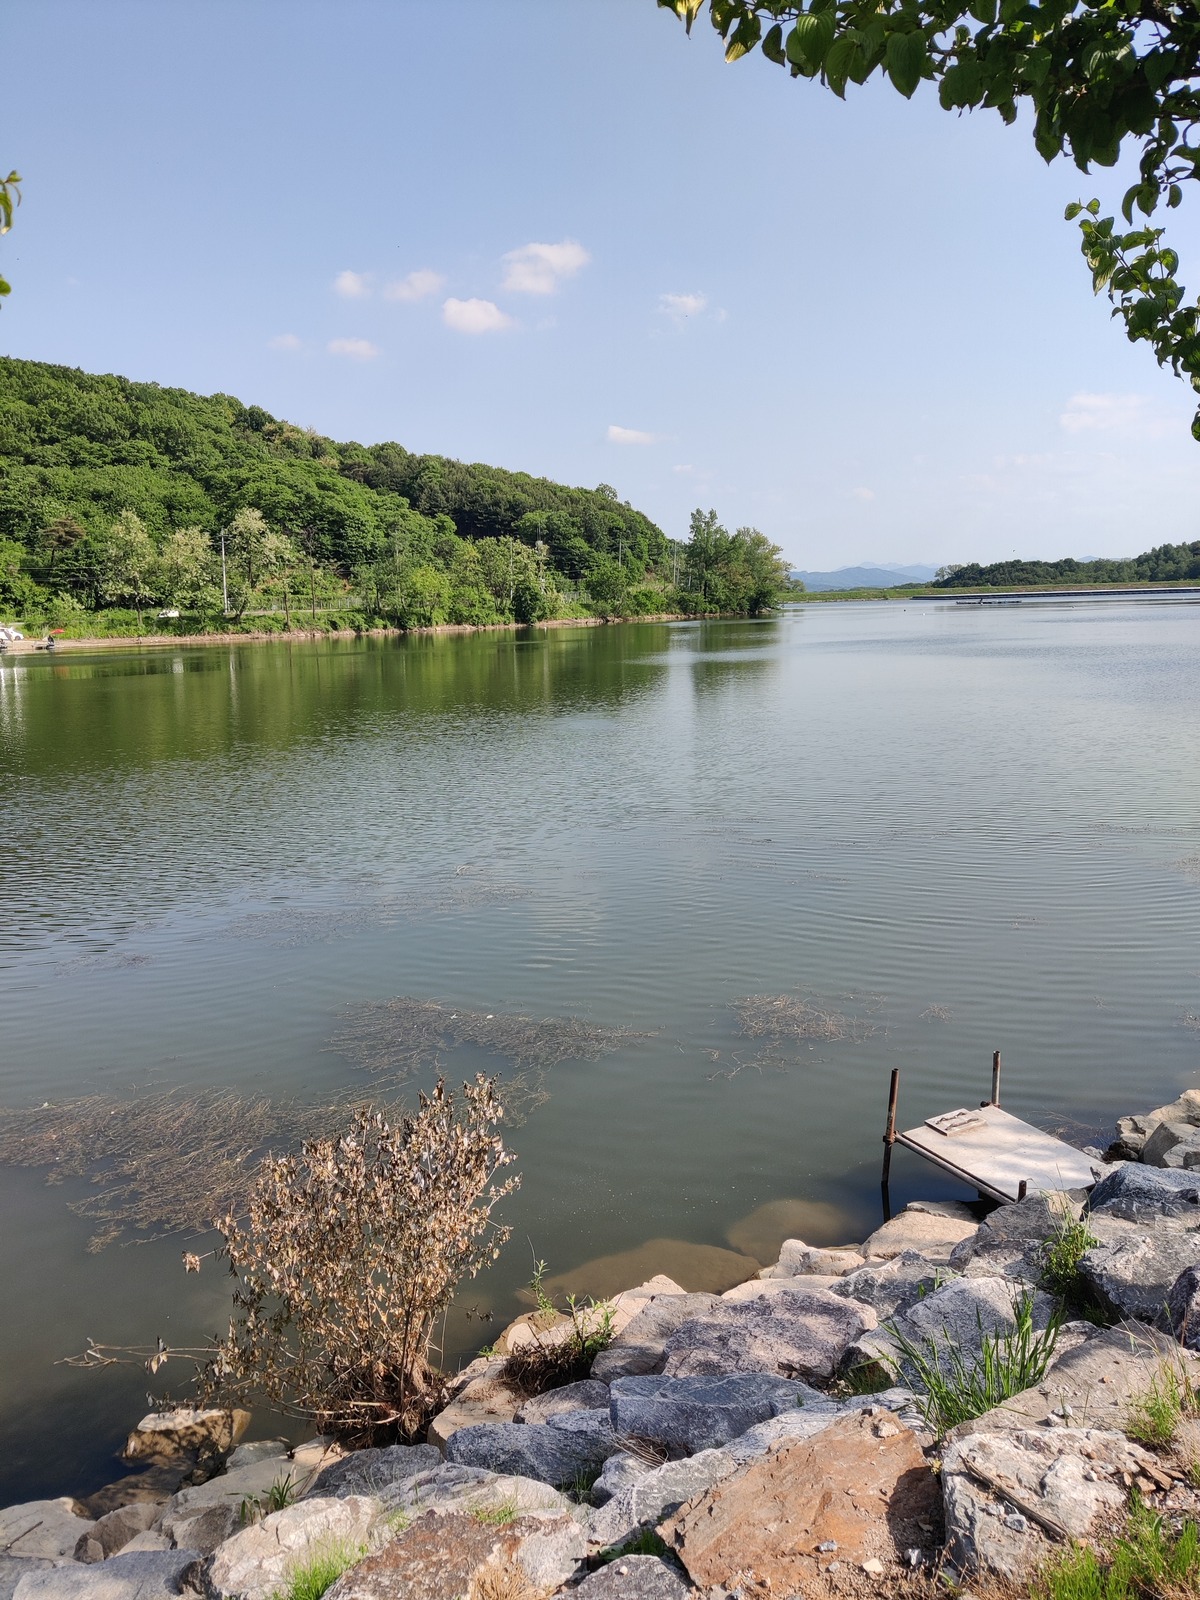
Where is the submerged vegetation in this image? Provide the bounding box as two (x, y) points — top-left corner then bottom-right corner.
(730, 991), (881, 1044)
(0, 358), (794, 633)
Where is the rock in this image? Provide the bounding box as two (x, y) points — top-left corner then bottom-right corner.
(370, 1463), (569, 1519)
(949, 1193), (1080, 1282)
(74, 1503), (158, 1563)
(122, 1408), (250, 1467)
(831, 1253), (950, 1319)
(608, 1373), (809, 1457)
(722, 1275), (845, 1304)
(515, 1379), (610, 1423)
(569, 1555), (692, 1600)
(1088, 1162), (1200, 1219)
(590, 1453), (653, 1506)
(1145, 1122), (1200, 1170)
(1169, 1264), (1200, 1349)
(891, 1276), (1055, 1379)
(591, 1295), (722, 1383)
(950, 1321), (1200, 1437)
(724, 1394), (917, 1466)
(79, 1470), (189, 1521)
(660, 1284), (876, 1382)
(544, 1243), (758, 1301)
(11, 1551), (203, 1598)
(156, 1452), (326, 1529)
(426, 1371), (524, 1450)
(0, 1561), (59, 1600)
(589, 1451), (737, 1551)
(660, 1410), (940, 1592)
(223, 1440), (290, 1472)
(763, 1239), (865, 1278)
(156, 1502), (237, 1558)
(0, 1500), (93, 1560)
(1080, 1226), (1200, 1322)
(726, 1198), (863, 1262)
(205, 1494), (381, 1600)
(445, 1415), (617, 1485)
(114, 1535), (171, 1556)
(309, 1445), (443, 1499)
(942, 1428), (1159, 1579)
(861, 1202), (977, 1263)
(323, 1508), (586, 1600)
(1113, 1092), (1200, 1160)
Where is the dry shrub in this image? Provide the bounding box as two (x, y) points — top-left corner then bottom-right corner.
(200, 1077), (518, 1443)
(730, 993), (878, 1044)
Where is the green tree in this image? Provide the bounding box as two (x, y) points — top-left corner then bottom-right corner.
(156, 526), (218, 612)
(96, 510), (158, 628)
(222, 507), (297, 618)
(0, 171), (20, 302)
(657, 0), (1200, 435)
(585, 552), (632, 616)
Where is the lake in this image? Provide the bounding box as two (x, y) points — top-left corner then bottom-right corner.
(2, 601), (1199, 1504)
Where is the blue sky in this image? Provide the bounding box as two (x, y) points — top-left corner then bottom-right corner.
(4, 0), (1199, 568)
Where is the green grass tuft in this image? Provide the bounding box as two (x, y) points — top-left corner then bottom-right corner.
(1033, 1499), (1200, 1600)
(597, 1529), (671, 1563)
(1124, 1361), (1200, 1450)
(272, 1539), (365, 1600)
(469, 1499), (519, 1526)
(888, 1290), (1060, 1438)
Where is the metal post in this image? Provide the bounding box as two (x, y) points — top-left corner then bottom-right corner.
(1017, 1179), (1028, 1201)
(881, 1068), (900, 1189)
(991, 1050), (1001, 1107)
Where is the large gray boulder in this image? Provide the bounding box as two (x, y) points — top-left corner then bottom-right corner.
(590, 1452), (653, 1506)
(659, 1285), (875, 1382)
(204, 1495), (381, 1600)
(0, 1561), (58, 1600)
(445, 1413), (617, 1485)
(122, 1409), (249, 1468)
(588, 1450), (737, 1551)
(762, 1239), (864, 1278)
(831, 1253), (950, 1319)
(857, 1276), (1056, 1388)
(1169, 1264), (1200, 1350)
(591, 1295), (722, 1382)
(861, 1201), (978, 1263)
(11, 1551), (202, 1599)
(1080, 1226), (1200, 1322)
(942, 1428), (1156, 1580)
(608, 1373), (808, 1456)
(370, 1463), (568, 1519)
(569, 1556), (692, 1600)
(73, 1503), (158, 1564)
(515, 1379), (609, 1423)
(1088, 1162), (1200, 1220)
(1143, 1120), (1200, 1169)
(724, 1391), (919, 1466)
(1109, 1091), (1200, 1160)
(0, 1500), (93, 1560)
(156, 1503), (237, 1559)
(308, 1444), (442, 1499)
(949, 1193), (1081, 1283)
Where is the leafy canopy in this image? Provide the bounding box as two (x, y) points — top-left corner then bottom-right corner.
(657, 0), (1200, 436)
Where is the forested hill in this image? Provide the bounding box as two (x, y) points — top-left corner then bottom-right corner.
(936, 546), (1200, 588)
(0, 357), (665, 576)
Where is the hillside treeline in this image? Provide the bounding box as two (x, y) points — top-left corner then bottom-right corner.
(936, 544), (1200, 589)
(0, 358), (791, 632)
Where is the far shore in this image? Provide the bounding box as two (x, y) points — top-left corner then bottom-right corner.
(0, 611), (718, 656)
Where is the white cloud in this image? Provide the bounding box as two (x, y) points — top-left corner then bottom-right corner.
(851, 486), (876, 502)
(502, 239), (590, 295)
(384, 268), (445, 302)
(327, 337), (379, 360)
(268, 333), (302, 351)
(607, 424), (657, 446)
(659, 291), (707, 323)
(442, 297), (514, 334)
(333, 269), (371, 299)
(673, 464), (695, 474)
(1059, 393), (1152, 435)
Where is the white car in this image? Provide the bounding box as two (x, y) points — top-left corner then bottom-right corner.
(157, 609), (181, 621)
(0, 626), (23, 641)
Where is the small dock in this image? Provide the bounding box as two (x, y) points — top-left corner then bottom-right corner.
(881, 1054), (1101, 1206)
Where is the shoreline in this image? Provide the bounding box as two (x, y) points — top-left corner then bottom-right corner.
(0, 611), (714, 657)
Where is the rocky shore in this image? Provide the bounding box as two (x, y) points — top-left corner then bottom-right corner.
(8, 1090), (1200, 1600)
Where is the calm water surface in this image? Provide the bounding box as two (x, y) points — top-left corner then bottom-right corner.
(2, 603), (1199, 1502)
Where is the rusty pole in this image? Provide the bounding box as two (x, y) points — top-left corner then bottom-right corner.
(881, 1068), (900, 1219)
(991, 1049), (1002, 1107)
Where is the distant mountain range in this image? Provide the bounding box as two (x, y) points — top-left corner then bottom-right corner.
(790, 563), (939, 591)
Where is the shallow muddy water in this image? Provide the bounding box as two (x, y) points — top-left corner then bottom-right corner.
(2, 602), (1199, 1501)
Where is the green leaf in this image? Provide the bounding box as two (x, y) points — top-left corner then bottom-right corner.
(725, 15), (761, 61)
(967, 0), (997, 24)
(885, 30), (926, 97)
(787, 11), (836, 72)
(761, 22), (786, 63)
(1064, 202), (1083, 221)
(823, 33), (858, 95)
(939, 59), (982, 108)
